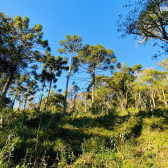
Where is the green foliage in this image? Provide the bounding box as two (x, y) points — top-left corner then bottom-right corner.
(1, 7), (168, 168)
(0, 12), (50, 107)
(117, 0), (168, 57)
(58, 34), (83, 115)
(0, 107), (168, 167)
(110, 132), (130, 150)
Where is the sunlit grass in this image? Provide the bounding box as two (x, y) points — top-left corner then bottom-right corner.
(0, 107), (168, 167)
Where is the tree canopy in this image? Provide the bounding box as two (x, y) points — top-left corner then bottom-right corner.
(117, 0), (168, 57)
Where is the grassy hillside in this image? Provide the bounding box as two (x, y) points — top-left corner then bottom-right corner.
(0, 108), (168, 167)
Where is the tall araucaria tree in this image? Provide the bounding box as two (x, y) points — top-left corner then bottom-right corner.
(0, 13), (50, 106)
(58, 35), (82, 115)
(42, 51), (68, 111)
(77, 44), (117, 111)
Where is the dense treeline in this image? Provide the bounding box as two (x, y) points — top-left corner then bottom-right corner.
(0, 0), (168, 167)
(0, 12), (167, 113)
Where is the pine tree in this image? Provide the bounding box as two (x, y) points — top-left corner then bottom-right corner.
(58, 35), (82, 115)
(0, 13), (49, 106)
(77, 44), (116, 112)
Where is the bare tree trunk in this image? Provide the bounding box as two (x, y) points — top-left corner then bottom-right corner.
(73, 94), (77, 111)
(158, 91), (162, 101)
(139, 91), (142, 109)
(1, 72), (13, 106)
(106, 100), (111, 111)
(121, 101), (124, 111)
(44, 80), (52, 111)
(39, 82), (45, 111)
(17, 99), (22, 111)
(11, 91), (17, 109)
(125, 90), (128, 109)
(0, 117), (2, 128)
(85, 93), (87, 113)
(92, 67), (95, 111)
(85, 102), (87, 113)
(2, 73), (13, 97)
(149, 98), (152, 110)
(162, 89), (167, 106)
(64, 51), (73, 116)
(134, 95), (137, 109)
(24, 98), (28, 110)
(151, 94), (156, 109)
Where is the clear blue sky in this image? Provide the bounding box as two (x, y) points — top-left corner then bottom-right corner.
(1, 0), (167, 102)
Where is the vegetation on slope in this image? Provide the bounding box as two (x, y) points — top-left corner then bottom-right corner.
(1, 0), (168, 167)
(0, 107), (168, 167)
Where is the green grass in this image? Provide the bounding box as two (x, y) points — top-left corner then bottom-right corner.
(0, 107), (168, 167)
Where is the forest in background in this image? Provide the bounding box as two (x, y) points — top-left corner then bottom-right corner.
(1, 0), (168, 167)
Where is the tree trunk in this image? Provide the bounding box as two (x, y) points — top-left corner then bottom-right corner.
(158, 91), (162, 101)
(24, 98), (28, 110)
(134, 95), (137, 109)
(0, 117), (2, 128)
(92, 67), (95, 111)
(39, 82), (45, 111)
(117, 94), (124, 111)
(106, 100), (111, 111)
(73, 94), (77, 111)
(149, 98), (152, 110)
(11, 91), (18, 109)
(162, 89), (167, 106)
(1, 72), (14, 106)
(125, 90), (128, 109)
(85, 93), (87, 113)
(151, 94), (156, 109)
(63, 51), (73, 116)
(17, 99), (22, 111)
(44, 79), (52, 111)
(138, 91), (142, 109)
(121, 101), (124, 111)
